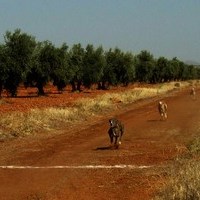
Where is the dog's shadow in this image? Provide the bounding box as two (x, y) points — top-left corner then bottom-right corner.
(94, 145), (119, 150)
(147, 119), (161, 122)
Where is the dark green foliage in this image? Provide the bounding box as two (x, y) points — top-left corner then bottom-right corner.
(135, 50), (155, 83)
(25, 41), (70, 95)
(25, 41), (50, 95)
(3, 29), (36, 96)
(0, 44), (8, 97)
(68, 43), (85, 92)
(102, 48), (118, 88)
(119, 51), (135, 86)
(83, 44), (105, 89)
(103, 48), (135, 88)
(50, 43), (70, 92)
(154, 57), (170, 83)
(0, 29), (199, 96)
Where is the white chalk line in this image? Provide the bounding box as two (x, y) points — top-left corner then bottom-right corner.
(0, 164), (152, 169)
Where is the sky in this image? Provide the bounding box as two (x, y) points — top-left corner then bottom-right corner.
(0, 0), (200, 63)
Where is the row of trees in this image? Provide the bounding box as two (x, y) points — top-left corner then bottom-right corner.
(0, 29), (199, 97)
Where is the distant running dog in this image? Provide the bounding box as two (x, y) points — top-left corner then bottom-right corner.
(158, 101), (168, 120)
(108, 118), (124, 147)
(190, 87), (196, 100)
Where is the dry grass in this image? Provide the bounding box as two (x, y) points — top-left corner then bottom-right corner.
(0, 107), (81, 136)
(0, 81), (190, 137)
(0, 99), (7, 105)
(154, 137), (200, 200)
(154, 159), (200, 200)
(187, 136), (200, 154)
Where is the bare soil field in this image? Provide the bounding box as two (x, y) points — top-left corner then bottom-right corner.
(0, 84), (143, 113)
(0, 85), (199, 200)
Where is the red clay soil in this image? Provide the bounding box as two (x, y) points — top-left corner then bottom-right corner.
(0, 84), (142, 113)
(0, 85), (199, 200)
(0, 83), (154, 113)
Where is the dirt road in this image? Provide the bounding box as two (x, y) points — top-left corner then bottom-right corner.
(0, 88), (199, 200)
